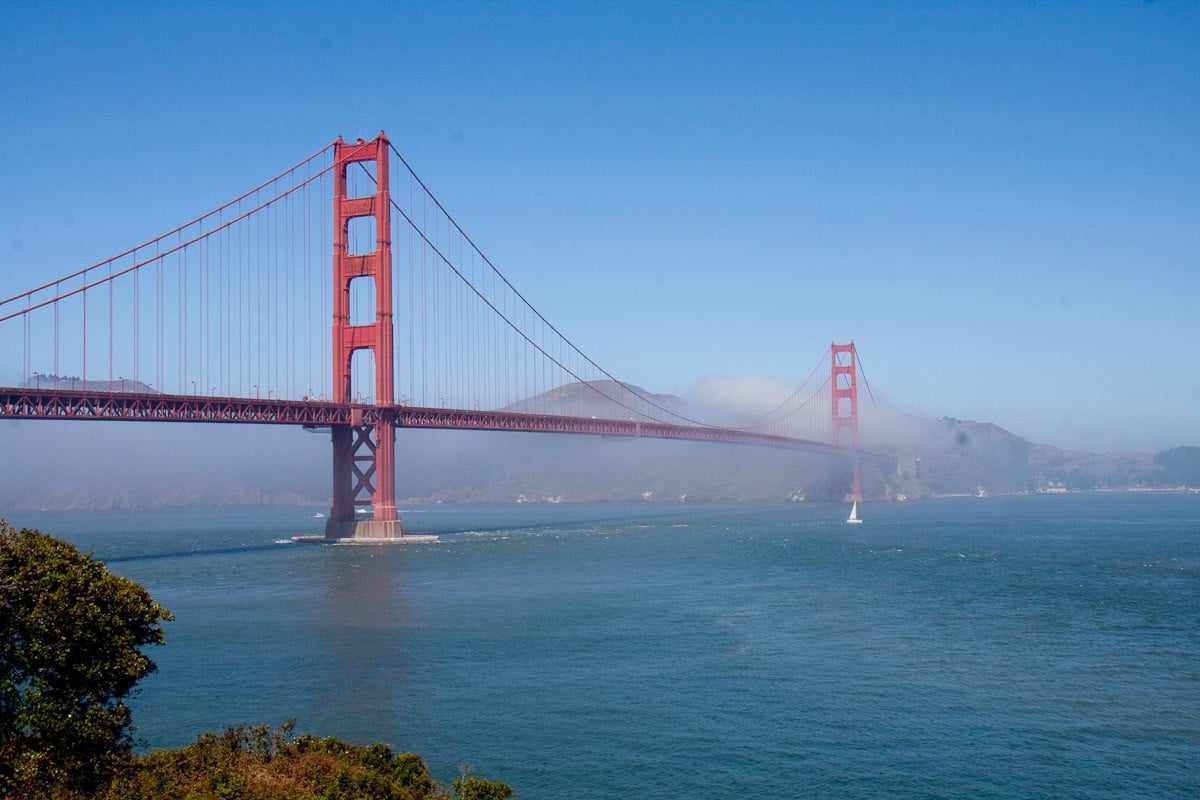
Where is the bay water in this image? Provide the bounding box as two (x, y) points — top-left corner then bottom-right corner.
(17, 493), (1199, 798)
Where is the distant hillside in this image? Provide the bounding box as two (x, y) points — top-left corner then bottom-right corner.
(22, 373), (156, 393)
(482, 386), (1186, 501)
(1154, 446), (1200, 486)
(422, 382), (1185, 502)
(501, 379), (688, 419)
(871, 412), (1168, 497)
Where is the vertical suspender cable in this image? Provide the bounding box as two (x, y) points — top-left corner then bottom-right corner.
(53, 286), (58, 389)
(408, 172), (415, 404)
(81, 286), (87, 388)
(108, 265), (113, 387)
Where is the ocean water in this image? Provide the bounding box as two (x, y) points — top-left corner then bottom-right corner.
(15, 494), (1199, 799)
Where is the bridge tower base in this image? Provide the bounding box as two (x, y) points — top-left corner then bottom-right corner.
(324, 518), (403, 541)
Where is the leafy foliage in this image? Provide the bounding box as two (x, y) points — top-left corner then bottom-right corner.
(0, 521), (172, 796)
(96, 722), (513, 800)
(452, 775), (516, 800)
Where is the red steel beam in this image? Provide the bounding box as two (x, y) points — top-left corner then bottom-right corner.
(0, 388), (881, 458)
(330, 133), (396, 528)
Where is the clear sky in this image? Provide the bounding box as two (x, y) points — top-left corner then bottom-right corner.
(1, 1), (1196, 452)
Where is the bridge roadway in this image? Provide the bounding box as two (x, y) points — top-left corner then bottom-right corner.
(0, 387), (855, 455)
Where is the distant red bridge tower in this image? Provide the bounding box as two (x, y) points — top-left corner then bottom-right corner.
(831, 341), (863, 502)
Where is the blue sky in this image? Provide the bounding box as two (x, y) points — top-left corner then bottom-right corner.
(1, 1), (1196, 452)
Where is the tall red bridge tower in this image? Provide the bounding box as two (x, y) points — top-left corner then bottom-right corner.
(326, 133), (401, 539)
(831, 341), (863, 502)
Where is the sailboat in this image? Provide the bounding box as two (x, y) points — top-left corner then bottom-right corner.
(846, 501), (863, 524)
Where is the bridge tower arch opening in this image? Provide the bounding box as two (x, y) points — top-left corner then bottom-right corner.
(349, 349), (377, 404)
(831, 341), (863, 502)
(327, 133), (401, 540)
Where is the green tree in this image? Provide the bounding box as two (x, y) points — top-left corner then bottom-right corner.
(453, 767), (515, 800)
(0, 521), (172, 796)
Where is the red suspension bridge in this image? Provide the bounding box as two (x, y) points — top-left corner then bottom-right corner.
(0, 132), (867, 540)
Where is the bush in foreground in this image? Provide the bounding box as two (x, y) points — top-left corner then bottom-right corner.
(100, 722), (514, 800)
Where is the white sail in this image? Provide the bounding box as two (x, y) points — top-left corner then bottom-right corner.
(846, 501), (862, 524)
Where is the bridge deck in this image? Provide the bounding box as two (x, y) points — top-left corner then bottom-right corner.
(0, 387), (852, 455)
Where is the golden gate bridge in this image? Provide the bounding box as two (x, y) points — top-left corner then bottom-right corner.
(0, 132), (865, 541)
